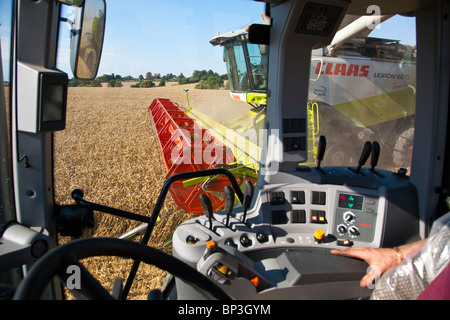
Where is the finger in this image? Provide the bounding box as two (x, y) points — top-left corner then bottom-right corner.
(330, 248), (358, 257)
(330, 248), (349, 255)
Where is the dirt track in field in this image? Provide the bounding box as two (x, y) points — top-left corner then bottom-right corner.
(53, 82), (245, 299)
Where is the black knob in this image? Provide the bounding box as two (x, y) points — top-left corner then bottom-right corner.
(224, 239), (235, 247)
(343, 211), (355, 222)
(257, 232), (269, 243)
(337, 224), (347, 234)
(240, 234), (252, 247)
(186, 235), (198, 245)
(349, 226), (359, 236)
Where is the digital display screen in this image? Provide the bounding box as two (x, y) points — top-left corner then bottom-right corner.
(295, 2), (344, 37)
(42, 84), (65, 122)
(338, 193), (364, 210)
(38, 72), (67, 132)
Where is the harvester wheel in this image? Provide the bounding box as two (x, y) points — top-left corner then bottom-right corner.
(393, 128), (414, 167)
(324, 143), (354, 166)
(13, 237), (231, 300)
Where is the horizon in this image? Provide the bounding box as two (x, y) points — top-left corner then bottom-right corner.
(2, 1), (416, 81)
(56, 0), (266, 79)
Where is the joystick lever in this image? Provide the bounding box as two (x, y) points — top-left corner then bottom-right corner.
(316, 135), (327, 172)
(224, 185), (235, 227)
(242, 180), (255, 224)
(355, 141), (372, 174)
(370, 141), (380, 172)
(199, 193), (214, 230)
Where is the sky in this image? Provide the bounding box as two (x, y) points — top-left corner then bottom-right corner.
(57, 0), (266, 78)
(2, 0), (416, 80)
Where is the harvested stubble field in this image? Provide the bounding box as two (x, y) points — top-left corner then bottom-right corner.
(54, 81), (244, 299)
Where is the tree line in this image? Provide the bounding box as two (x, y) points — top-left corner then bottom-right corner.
(68, 70), (229, 90)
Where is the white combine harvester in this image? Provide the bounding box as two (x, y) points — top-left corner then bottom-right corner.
(208, 13), (416, 168)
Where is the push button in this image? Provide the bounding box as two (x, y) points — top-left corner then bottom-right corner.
(337, 239), (353, 247)
(206, 240), (216, 249)
(314, 229), (325, 243)
(186, 235), (198, 245)
(318, 211), (326, 223)
(311, 210), (326, 224)
(270, 192), (285, 205)
(291, 191), (305, 204)
(217, 265), (228, 275)
(240, 234), (252, 247)
(257, 232), (269, 243)
(312, 191), (326, 205)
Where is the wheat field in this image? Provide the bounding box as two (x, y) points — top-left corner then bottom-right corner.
(53, 82), (245, 299)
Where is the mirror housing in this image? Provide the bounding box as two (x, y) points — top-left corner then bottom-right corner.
(58, 0), (85, 7)
(70, 0), (106, 80)
(248, 24), (270, 45)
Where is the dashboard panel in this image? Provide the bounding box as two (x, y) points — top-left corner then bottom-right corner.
(172, 166), (420, 299)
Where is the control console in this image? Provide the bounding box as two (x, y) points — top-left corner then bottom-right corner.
(172, 163), (420, 299)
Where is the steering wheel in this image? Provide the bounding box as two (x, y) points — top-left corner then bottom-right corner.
(13, 237), (231, 300)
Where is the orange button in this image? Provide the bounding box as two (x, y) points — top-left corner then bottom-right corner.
(206, 240), (216, 249)
(250, 276), (259, 287)
(314, 229), (325, 240)
(217, 265), (228, 275)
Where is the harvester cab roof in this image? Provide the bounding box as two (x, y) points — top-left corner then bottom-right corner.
(1, 0), (449, 303)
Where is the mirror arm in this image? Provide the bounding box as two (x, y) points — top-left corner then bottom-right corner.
(59, 17), (80, 37)
(59, 17), (74, 26)
(70, 29), (80, 37)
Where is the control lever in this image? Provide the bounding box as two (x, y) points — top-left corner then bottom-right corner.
(224, 185), (235, 227)
(242, 180), (255, 224)
(370, 141), (380, 172)
(199, 193), (214, 230)
(355, 141), (372, 174)
(316, 135), (327, 172)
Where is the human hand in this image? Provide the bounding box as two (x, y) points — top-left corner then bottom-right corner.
(330, 247), (400, 288)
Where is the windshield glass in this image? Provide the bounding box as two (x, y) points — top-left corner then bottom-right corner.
(307, 15), (416, 170)
(224, 41), (268, 94)
(54, 2), (416, 299)
(55, 0), (266, 299)
(225, 42), (250, 93)
(0, 0), (14, 231)
(247, 43), (268, 92)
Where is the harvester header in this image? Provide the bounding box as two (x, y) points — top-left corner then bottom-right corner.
(148, 98), (256, 213)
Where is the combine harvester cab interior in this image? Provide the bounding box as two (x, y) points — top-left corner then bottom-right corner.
(1, 0), (449, 302)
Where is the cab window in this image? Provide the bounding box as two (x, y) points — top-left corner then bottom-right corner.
(0, 0), (14, 231)
(307, 14), (416, 170)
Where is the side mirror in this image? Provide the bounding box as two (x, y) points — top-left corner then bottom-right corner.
(70, 0), (106, 80)
(248, 24), (270, 45)
(58, 0), (85, 6)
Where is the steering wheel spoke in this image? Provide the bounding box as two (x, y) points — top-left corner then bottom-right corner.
(13, 237), (231, 300)
(57, 251), (115, 300)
